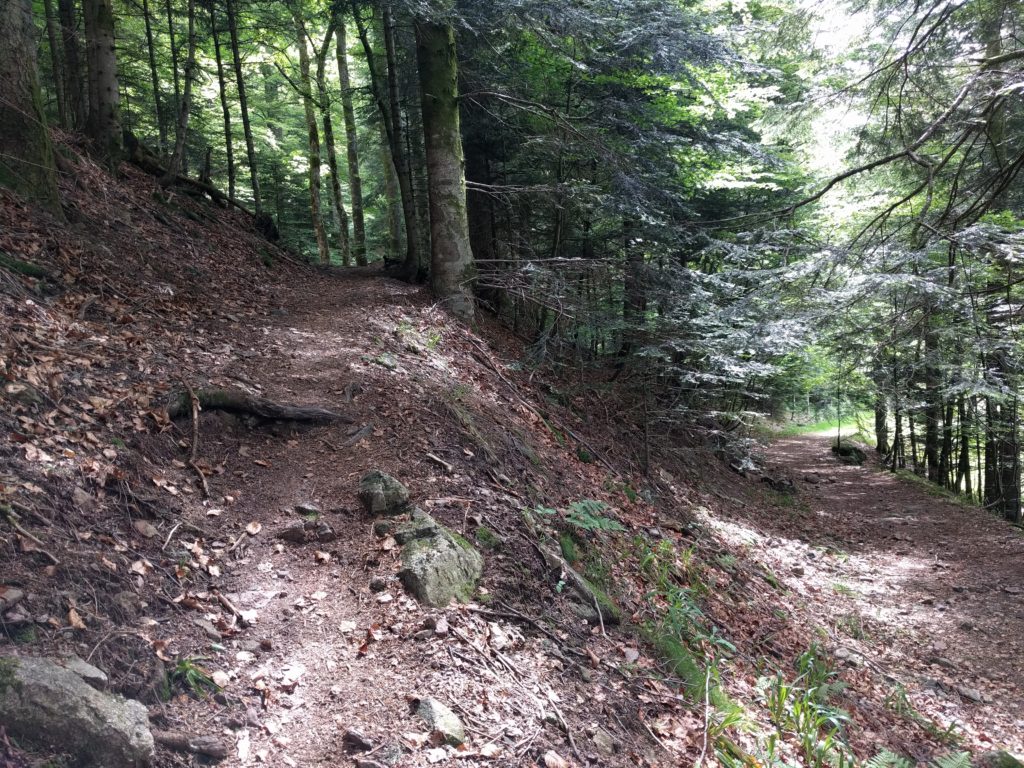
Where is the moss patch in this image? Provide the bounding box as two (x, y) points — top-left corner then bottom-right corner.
(0, 657), (22, 696)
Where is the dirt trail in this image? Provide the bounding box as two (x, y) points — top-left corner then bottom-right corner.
(748, 436), (1024, 754)
(153, 269), (667, 767)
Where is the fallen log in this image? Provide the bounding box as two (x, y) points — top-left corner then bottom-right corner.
(166, 387), (351, 423)
(153, 730), (230, 760)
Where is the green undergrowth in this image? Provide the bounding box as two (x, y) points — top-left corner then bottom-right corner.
(758, 411), (874, 440)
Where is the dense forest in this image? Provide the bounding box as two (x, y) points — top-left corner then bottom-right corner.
(5, 0), (1022, 521)
(1, 0), (1024, 765)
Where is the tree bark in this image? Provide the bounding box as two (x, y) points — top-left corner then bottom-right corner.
(316, 27), (351, 265)
(335, 15), (367, 265)
(141, 0), (167, 154)
(82, 0), (122, 168)
(164, 0), (196, 181)
(210, 2), (235, 199)
(225, 0), (262, 216)
(292, 7), (330, 265)
(352, 2), (420, 276)
(0, 0), (62, 213)
(58, 0), (85, 129)
(415, 18), (474, 320)
(164, 0), (181, 155)
(42, 0), (67, 128)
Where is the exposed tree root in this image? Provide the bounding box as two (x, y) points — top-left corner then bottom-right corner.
(166, 387), (351, 423)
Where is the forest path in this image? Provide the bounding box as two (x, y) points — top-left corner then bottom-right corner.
(158, 267), (665, 767)
(753, 436), (1024, 754)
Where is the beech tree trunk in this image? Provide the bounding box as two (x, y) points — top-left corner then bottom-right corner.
(293, 8), (330, 265)
(225, 0), (262, 215)
(58, 0), (85, 129)
(415, 18), (474, 320)
(335, 16), (367, 266)
(0, 0), (62, 213)
(82, 0), (122, 167)
(210, 3), (235, 199)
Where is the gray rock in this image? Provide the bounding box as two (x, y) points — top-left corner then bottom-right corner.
(397, 513), (483, 607)
(294, 503), (321, 518)
(372, 519), (396, 537)
(358, 471), (411, 516)
(592, 729), (617, 755)
(980, 751), (1024, 768)
(394, 512), (440, 545)
(415, 697), (465, 746)
(61, 656), (108, 689)
(342, 727), (374, 752)
(0, 656), (154, 767)
(0, 586), (25, 611)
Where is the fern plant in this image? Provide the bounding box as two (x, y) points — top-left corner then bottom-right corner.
(565, 499), (626, 532)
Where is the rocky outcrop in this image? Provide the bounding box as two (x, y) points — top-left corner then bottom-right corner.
(358, 471), (411, 515)
(0, 656), (154, 767)
(396, 511), (483, 607)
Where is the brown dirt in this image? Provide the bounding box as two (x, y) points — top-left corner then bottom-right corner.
(715, 435), (1024, 757)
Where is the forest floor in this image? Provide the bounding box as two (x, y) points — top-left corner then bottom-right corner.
(717, 436), (1024, 755)
(2, 147), (1023, 768)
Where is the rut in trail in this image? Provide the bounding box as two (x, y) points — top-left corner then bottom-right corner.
(727, 435), (1024, 754)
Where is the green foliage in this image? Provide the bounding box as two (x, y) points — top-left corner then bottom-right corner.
(170, 657), (220, 698)
(565, 500), (625, 532)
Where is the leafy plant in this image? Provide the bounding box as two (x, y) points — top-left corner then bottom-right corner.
(565, 500), (625, 532)
(170, 657), (220, 698)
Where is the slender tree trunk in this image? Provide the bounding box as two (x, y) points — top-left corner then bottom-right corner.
(352, 2), (420, 275)
(210, 3), (234, 199)
(923, 325), (941, 483)
(82, 0), (122, 167)
(0, 0), (62, 213)
(225, 0), (261, 215)
(874, 388), (889, 456)
(292, 8), (330, 265)
(335, 15), (366, 265)
(379, 120), (402, 258)
(141, 0), (167, 154)
(621, 218), (647, 355)
(42, 0), (67, 127)
(164, 0), (181, 153)
(940, 398), (954, 488)
(58, 0), (85, 129)
(957, 395), (971, 496)
(415, 17), (474, 320)
(316, 29), (351, 265)
(164, 0), (195, 180)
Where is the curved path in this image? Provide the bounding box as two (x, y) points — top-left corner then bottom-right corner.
(752, 436), (1024, 755)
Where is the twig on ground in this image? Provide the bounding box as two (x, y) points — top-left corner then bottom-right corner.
(181, 380), (210, 498)
(425, 452), (453, 473)
(2, 507), (59, 565)
(162, 521), (183, 552)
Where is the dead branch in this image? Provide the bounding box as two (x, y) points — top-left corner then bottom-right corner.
(181, 380), (209, 498)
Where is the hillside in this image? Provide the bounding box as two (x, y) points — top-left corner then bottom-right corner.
(1, 147), (1022, 768)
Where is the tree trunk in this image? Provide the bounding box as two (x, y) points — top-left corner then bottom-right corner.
(164, 0), (196, 181)
(335, 15), (367, 266)
(316, 28), (351, 266)
(58, 0), (85, 129)
(164, 0), (181, 154)
(379, 120), (402, 258)
(293, 8), (330, 265)
(141, 0), (167, 154)
(0, 0), (62, 213)
(957, 395), (971, 496)
(352, 2), (420, 275)
(42, 0), (67, 128)
(82, 0), (122, 167)
(225, 0), (262, 216)
(210, 3), (234, 199)
(414, 17), (474, 320)
(621, 218), (646, 355)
